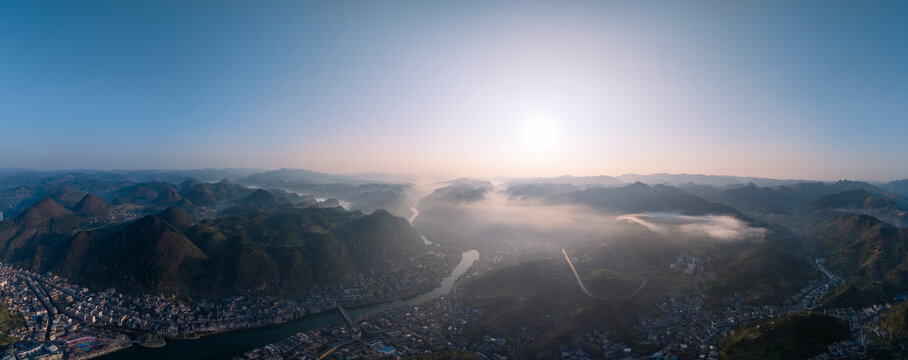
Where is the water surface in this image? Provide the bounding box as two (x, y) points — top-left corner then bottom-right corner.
(99, 250), (479, 360)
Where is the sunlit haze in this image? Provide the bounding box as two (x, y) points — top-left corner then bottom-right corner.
(4, 3), (908, 359)
(2, 1), (907, 180)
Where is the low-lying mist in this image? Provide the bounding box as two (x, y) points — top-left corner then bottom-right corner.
(470, 192), (616, 231)
(617, 213), (768, 241)
(413, 187), (768, 251)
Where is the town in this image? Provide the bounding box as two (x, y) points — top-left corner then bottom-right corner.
(231, 255), (906, 360)
(0, 243), (906, 360)
(0, 247), (460, 360)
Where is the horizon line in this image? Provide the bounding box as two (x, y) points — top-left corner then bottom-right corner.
(0, 167), (903, 184)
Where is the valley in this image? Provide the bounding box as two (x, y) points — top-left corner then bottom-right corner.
(3, 170), (908, 359)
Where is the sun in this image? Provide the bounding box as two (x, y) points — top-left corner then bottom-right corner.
(522, 118), (561, 156)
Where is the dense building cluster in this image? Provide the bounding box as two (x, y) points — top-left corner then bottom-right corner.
(1, 242), (906, 360)
(811, 304), (894, 359)
(627, 258), (851, 360)
(233, 294), (487, 359)
(0, 249), (458, 360)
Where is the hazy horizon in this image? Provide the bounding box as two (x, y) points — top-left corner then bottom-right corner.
(1, 166), (904, 184)
(3, 1), (908, 180)
(3, 3), (908, 356)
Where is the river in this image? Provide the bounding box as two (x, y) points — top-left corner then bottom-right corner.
(408, 206), (419, 224)
(99, 250), (479, 360)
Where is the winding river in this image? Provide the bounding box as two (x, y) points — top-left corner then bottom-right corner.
(408, 206), (419, 224)
(99, 250), (479, 360)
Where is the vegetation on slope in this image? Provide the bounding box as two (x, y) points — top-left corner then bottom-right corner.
(460, 259), (645, 359)
(881, 302), (908, 337)
(808, 213), (908, 307)
(0, 302), (24, 347)
(719, 313), (848, 360)
(869, 302), (908, 358)
(34, 195), (425, 297)
(701, 230), (817, 305)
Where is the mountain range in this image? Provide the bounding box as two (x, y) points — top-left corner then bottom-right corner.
(5, 170), (908, 328)
(0, 188), (424, 297)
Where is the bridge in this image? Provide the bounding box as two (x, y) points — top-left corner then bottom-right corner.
(317, 304), (362, 360)
(336, 304), (357, 330)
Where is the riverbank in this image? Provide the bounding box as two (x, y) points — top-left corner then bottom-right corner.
(233, 250), (482, 359)
(70, 342), (132, 360)
(152, 250), (460, 341)
(98, 250), (479, 360)
(136, 334), (166, 348)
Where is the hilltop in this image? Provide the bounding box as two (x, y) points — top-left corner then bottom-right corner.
(546, 182), (740, 215)
(31, 195), (425, 297)
(71, 193), (111, 216)
(0, 197), (79, 265)
(808, 213), (908, 307)
(808, 189), (908, 227)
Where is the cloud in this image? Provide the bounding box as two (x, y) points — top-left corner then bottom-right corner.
(415, 189), (621, 246)
(459, 191), (615, 230)
(617, 212), (767, 241)
(416, 188), (767, 250)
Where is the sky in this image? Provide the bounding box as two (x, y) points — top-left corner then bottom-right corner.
(1, 1), (907, 180)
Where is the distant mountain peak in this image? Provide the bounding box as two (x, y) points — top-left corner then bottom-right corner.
(158, 206), (193, 229)
(180, 177), (201, 189)
(22, 197), (70, 219)
(625, 181), (652, 190)
(808, 189), (900, 211)
(238, 189), (281, 207)
(154, 186), (183, 204)
(71, 193), (111, 216)
(18, 197), (73, 228)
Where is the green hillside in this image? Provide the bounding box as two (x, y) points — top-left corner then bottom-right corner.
(808, 213), (908, 307)
(873, 302), (908, 356)
(881, 302), (908, 337)
(0, 302), (24, 347)
(719, 313), (848, 360)
(0, 197), (79, 266)
(702, 230), (817, 305)
(30, 194), (425, 297)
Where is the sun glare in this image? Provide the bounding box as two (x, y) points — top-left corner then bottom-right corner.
(522, 118), (561, 156)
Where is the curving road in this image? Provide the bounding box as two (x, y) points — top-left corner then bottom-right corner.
(561, 248), (661, 301)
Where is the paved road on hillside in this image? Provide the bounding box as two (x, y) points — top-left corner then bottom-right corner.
(561, 248), (661, 301)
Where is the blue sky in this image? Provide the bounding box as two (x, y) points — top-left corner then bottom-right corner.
(1, 1), (907, 180)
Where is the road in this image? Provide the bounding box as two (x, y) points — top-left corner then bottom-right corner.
(510, 336), (527, 360)
(18, 274), (55, 341)
(562, 248), (611, 300)
(694, 264), (707, 299)
(561, 248), (662, 301)
(317, 330), (361, 360)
